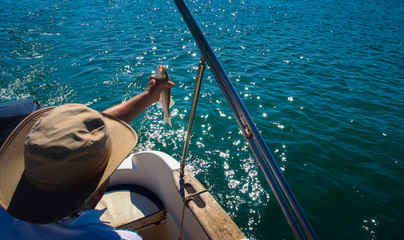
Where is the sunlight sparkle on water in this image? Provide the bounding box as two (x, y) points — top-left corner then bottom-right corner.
(362, 218), (379, 237)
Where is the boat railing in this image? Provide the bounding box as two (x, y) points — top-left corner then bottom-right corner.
(173, 0), (318, 239)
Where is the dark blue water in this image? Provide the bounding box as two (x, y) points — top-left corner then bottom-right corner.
(1, 0), (403, 239)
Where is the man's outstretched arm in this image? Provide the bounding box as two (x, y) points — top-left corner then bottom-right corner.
(102, 74), (175, 124)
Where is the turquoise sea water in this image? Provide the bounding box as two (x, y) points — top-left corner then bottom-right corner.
(1, 0), (403, 239)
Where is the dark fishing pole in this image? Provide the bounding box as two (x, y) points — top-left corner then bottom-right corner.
(173, 0), (318, 239)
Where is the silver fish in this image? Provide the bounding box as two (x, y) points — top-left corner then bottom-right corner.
(156, 65), (175, 127)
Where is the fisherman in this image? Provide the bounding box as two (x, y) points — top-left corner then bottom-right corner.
(0, 74), (175, 239)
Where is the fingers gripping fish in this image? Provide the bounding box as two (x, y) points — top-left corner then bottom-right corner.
(156, 65), (175, 127)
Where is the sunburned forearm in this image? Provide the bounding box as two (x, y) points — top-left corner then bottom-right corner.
(102, 91), (155, 124)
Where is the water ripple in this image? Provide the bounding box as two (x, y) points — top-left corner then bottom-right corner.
(1, 0), (403, 239)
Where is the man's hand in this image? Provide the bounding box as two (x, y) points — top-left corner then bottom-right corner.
(145, 74), (175, 103)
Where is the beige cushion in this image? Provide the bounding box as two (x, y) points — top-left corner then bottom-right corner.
(96, 185), (165, 230)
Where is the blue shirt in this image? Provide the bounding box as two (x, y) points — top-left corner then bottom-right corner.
(0, 208), (142, 240)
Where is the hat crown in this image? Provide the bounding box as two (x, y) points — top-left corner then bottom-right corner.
(24, 104), (110, 189)
(0, 103), (137, 224)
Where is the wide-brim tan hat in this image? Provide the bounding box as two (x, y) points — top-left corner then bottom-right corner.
(0, 104), (138, 224)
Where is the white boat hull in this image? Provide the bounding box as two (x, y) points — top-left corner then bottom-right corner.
(97, 150), (245, 240)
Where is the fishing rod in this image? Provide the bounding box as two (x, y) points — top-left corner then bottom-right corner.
(173, 0), (318, 239)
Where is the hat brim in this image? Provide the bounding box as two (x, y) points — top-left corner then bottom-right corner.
(0, 106), (138, 224)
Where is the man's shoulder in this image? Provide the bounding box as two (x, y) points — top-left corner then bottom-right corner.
(1, 208), (141, 240)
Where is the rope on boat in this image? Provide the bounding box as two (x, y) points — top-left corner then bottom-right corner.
(178, 56), (206, 240)
(180, 56), (206, 181)
(178, 188), (209, 240)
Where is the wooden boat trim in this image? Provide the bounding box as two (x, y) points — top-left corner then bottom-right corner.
(174, 170), (246, 239)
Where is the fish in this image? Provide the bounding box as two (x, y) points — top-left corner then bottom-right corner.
(156, 65), (175, 127)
